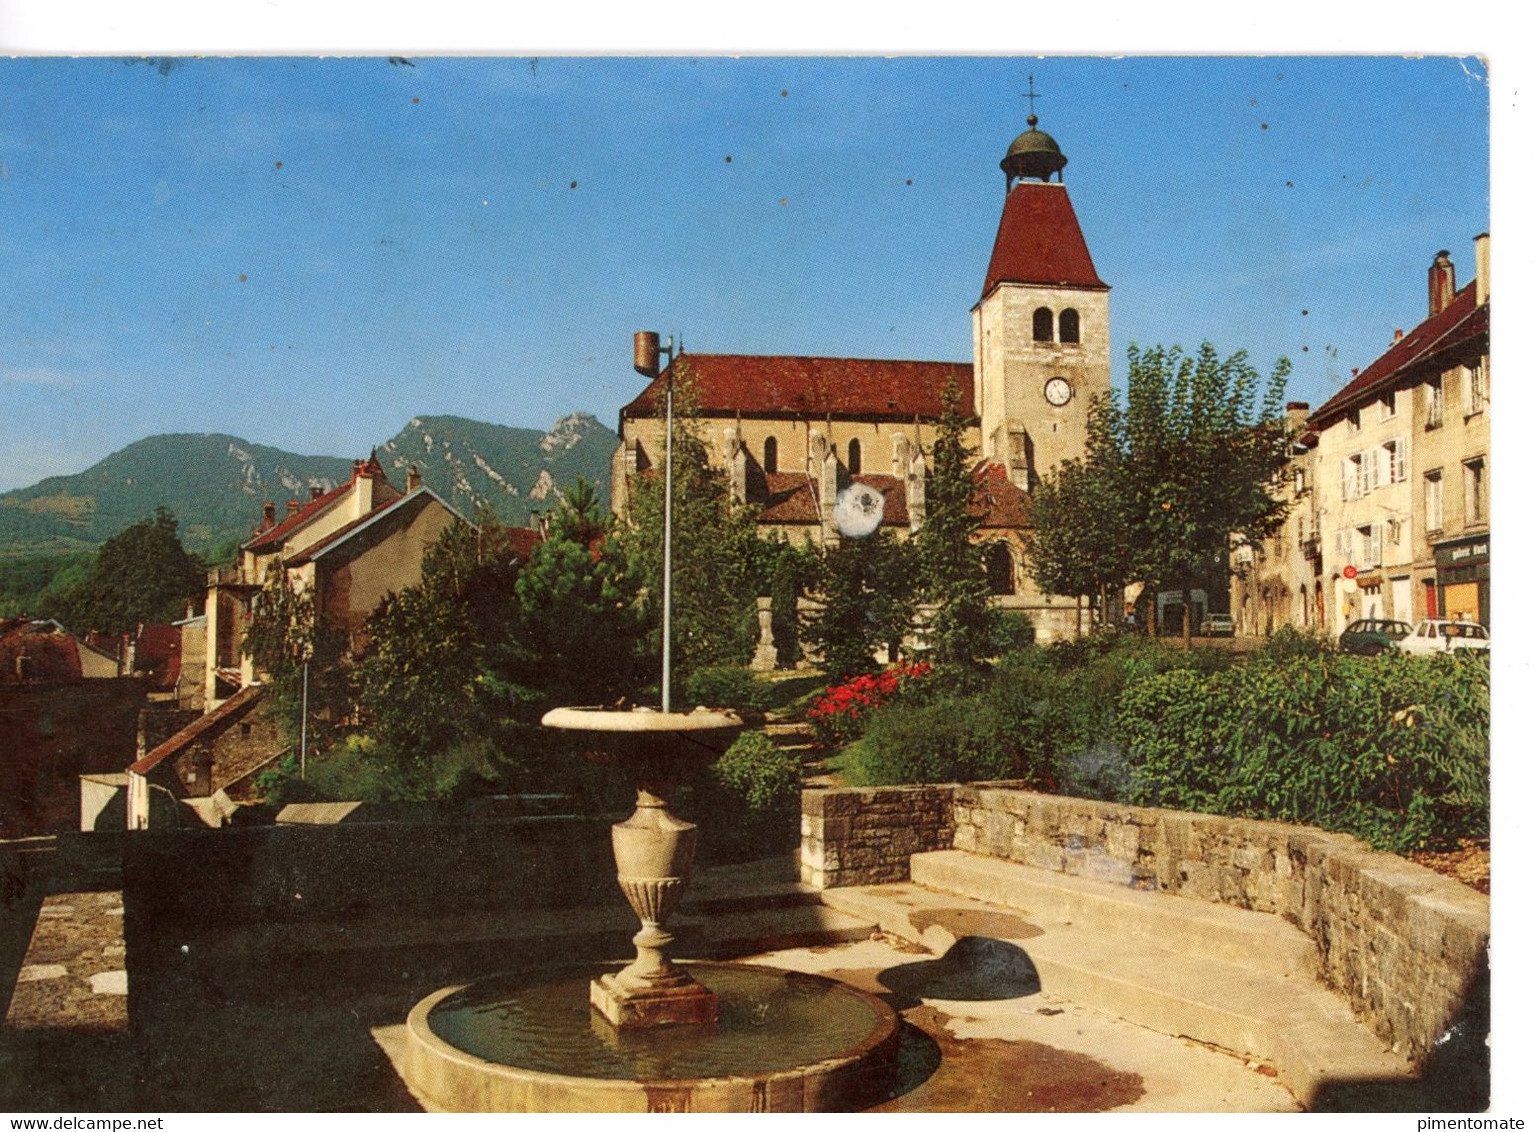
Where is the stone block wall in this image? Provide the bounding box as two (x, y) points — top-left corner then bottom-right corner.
(799, 784), (960, 888)
(804, 783), (1489, 1066)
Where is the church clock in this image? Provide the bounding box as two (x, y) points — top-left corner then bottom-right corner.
(1044, 377), (1073, 407)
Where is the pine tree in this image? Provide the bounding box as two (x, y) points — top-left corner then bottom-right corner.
(914, 381), (997, 674)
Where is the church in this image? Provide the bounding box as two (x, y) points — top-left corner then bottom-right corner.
(612, 111), (1111, 642)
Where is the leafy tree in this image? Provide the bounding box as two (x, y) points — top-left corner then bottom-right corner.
(41, 508), (205, 636)
(1025, 394), (1135, 633)
(913, 382), (997, 674)
(613, 365), (767, 687)
(1119, 343), (1291, 645)
(352, 514), (527, 772)
(1027, 344), (1291, 646)
(242, 561), (348, 749)
(803, 531), (918, 681)
(515, 480), (644, 705)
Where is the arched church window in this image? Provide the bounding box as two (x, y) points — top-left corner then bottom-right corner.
(986, 542), (1016, 595)
(1033, 307), (1054, 343)
(762, 436), (778, 475)
(847, 438), (862, 475)
(1059, 308), (1080, 344)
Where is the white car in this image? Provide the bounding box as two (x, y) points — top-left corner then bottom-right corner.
(1397, 619), (1490, 656)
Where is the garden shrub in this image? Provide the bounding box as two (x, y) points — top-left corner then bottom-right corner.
(1260, 624), (1335, 660)
(1119, 653), (1489, 851)
(855, 693), (1027, 785)
(806, 661), (932, 747)
(683, 664), (774, 713)
(712, 730), (802, 811)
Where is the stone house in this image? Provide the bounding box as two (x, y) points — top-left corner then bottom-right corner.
(613, 114), (1111, 642)
(126, 685), (281, 828)
(1306, 239), (1490, 633)
(1229, 405), (1325, 637)
(202, 453), (464, 706)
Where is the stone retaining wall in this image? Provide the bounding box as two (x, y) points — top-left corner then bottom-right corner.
(802, 784), (1489, 1067)
(799, 784), (964, 889)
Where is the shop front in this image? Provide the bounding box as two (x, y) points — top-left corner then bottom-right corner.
(1433, 534), (1490, 627)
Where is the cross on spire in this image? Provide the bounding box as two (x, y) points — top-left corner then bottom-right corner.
(1024, 75), (1041, 121)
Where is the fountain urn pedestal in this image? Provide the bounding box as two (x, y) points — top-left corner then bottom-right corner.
(542, 706), (742, 1030)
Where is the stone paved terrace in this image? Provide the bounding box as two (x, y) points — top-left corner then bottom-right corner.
(0, 808), (1496, 1113)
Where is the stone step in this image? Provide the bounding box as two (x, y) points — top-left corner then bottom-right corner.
(909, 850), (1317, 980)
(818, 864), (1411, 1107)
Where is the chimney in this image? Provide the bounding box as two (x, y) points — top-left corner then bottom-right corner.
(286, 500), (302, 516)
(352, 457), (374, 519)
(1475, 232), (1489, 307)
(1428, 250), (1455, 316)
(406, 464), (422, 493)
(260, 501), (277, 530)
(1393, 329), (1403, 344)
(310, 486), (324, 500)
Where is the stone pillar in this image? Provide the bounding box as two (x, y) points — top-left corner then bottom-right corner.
(750, 596), (777, 671)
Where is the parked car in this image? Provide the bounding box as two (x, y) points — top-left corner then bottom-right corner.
(1397, 618), (1490, 656)
(1338, 618), (1413, 656)
(1199, 613), (1236, 637)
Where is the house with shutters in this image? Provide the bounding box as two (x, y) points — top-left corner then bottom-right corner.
(612, 112), (1112, 642)
(202, 453), (464, 706)
(1306, 239), (1490, 633)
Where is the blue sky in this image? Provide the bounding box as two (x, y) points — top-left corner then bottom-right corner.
(0, 55), (1490, 491)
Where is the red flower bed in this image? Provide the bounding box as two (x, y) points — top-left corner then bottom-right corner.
(807, 661), (931, 747)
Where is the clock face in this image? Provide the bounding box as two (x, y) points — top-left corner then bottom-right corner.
(1044, 377), (1073, 407)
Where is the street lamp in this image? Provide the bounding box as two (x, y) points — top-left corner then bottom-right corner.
(633, 330), (677, 713)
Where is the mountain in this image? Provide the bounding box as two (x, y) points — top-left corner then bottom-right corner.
(376, 413), (615, 527)
(0, 435), (355, 556)
(0, 414), (618, 557)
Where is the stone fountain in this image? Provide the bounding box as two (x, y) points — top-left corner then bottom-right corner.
(397, 705), (901, 1112)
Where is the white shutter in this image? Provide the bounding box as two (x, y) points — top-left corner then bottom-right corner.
(1395, 437), (1408, 482)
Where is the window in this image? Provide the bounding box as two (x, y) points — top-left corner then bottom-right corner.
(1293, 466), (1307, 495)
(847, 438), (862, 475)
(1341, 455), (1360, 501)
(1347, 409), (1361, 433)
(1463, 458), (1485, 524)
(1425, 376), (1444, 429)
(1425, 470), (1443, 532)
(1058, 308), (1081, 344)
(762, 435), (778, 475)
(1032, 307), (1054, 343)
(1466, 363), (1487, 416)
(1355, 524), (1380, 569)
(1382, 438), (1406, 484)
(1380, 389), (1397, 420)
(986, 542), (1016, 595)
(1388, 519), (1402, 545)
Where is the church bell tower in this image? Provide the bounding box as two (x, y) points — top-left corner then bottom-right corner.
(972, 91), (1110, 490)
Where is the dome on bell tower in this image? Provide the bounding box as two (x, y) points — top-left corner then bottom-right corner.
(1001, 114), (1067, 188)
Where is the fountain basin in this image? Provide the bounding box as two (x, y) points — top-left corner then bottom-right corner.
(403, 961), (901, 1112)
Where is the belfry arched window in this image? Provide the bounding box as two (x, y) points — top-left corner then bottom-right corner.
(847, 438), (862, 475)
(762, 436), (778, 475)
(1033, 307), (1054, 343)
(1059, 308), (1080, 344)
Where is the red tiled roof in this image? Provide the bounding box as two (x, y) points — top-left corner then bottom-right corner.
(0, 630), (82, 684)
(1311, 285), (1487, 426)
(244, 479), (352, 553)
(621, 355), (974, 423)
(498, 526), (545, 562)
(131, 684), (264, 775)
(969, 461), (1033, 528)
(133, 623), (181, 692)
(981, 182), (1108, 299)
